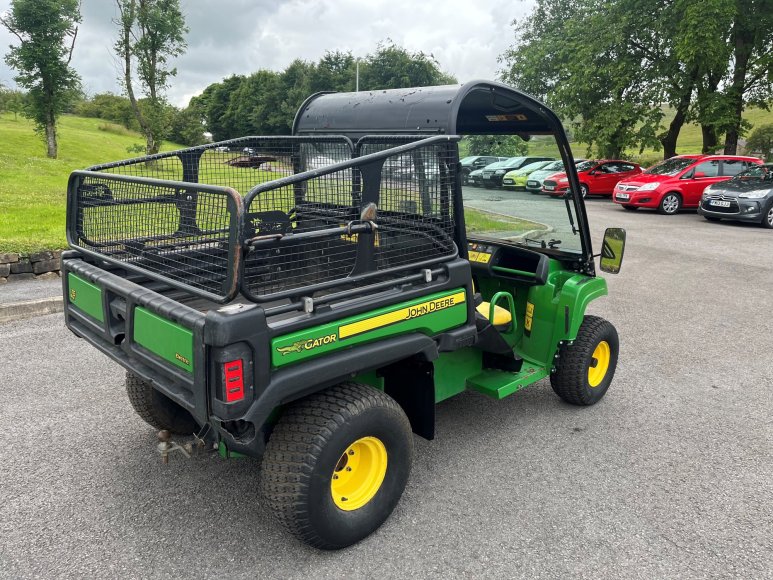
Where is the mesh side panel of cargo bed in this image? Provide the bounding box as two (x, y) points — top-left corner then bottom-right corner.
(243, 139), (457, 300)
(93, 137), (353, 197)
(71, 175), (237, 299)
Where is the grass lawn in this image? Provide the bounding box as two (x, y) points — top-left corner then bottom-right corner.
(465, 208), (546, 237)
(0, 113), (183, 254)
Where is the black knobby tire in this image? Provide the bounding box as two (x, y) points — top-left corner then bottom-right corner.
(622, 205), (638, 211)
(550, 315), (619, 406)
(658, 192), (681, 215)
(260, 382), (413, 550)
(125, 372), (198, 434)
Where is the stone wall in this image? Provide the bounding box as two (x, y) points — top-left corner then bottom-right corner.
(0, 251), (62, 284)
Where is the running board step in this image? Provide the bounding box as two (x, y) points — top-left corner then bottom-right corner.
(466, 366), (549, 400)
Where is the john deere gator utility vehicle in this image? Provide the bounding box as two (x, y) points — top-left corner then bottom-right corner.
(62, 81), (625, 549)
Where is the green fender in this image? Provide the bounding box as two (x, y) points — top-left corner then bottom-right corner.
(553, 274), (608, 342)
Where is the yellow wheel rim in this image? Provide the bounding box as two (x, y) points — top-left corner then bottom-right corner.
(588, 340), (611, 387)
(331, 436), (388, 511)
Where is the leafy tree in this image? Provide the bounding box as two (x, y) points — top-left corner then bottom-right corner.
(0, 85), (26, 119)
(500, 0), (664, 159)
(1, 0), (81, 158)
(465, 135), (527, 157)
(359, 41), (456, 90)
(114, 0), (188, 154)
(745, 124), (773, 159)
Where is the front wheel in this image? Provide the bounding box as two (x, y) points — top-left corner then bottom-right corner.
(658, 192), (681, 215)
(550, 316), (619, 405)
(462, 172), (470, 186)
(761, 202), (773, 229)
(260, 383), (413, 549)
(580, 184), (589, 198)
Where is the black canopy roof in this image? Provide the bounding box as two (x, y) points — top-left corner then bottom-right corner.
(293, 80), (563, 139)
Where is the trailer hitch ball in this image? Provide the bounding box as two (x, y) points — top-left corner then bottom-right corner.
(156, 430), (192, 464)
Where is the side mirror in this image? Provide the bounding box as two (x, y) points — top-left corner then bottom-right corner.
(694, 171), (706, 178)
(599, 227), (626, 274)
(588, 170), (596, 176)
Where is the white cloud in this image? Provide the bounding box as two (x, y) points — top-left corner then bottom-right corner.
(0, 0), (534, 107)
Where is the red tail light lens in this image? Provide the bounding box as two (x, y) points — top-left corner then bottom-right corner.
(223, 359), (244, 402)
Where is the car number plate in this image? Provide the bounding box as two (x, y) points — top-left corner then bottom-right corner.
(527, 181), (537, 187)
(616, 193), (630, 200)
(544, 185), (555, 191)
(710, 199), (731, 207)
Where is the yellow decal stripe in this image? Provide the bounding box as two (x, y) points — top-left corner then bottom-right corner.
(339, 291), (467, 339)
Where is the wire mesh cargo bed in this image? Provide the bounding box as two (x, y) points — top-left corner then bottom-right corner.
(67, 135), (462, 308)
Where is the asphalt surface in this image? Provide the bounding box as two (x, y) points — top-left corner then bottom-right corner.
(1, 199), (772, 579)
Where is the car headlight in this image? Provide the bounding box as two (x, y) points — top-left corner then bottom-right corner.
(739, 189), (771, 199)
(639, 182), (660, 191)
(558, 177), (569, 183)
(495, 169), (506, 175)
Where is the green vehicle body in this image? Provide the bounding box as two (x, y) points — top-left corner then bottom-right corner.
(61, 80), (627, 548)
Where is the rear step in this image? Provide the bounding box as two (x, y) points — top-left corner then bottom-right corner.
(467, 366), (549, 400)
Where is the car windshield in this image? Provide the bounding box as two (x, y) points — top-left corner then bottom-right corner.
(462, 135), (583, 255)
(517, 161), (549, 173)
(734, 164), (773, 181)
(541, 160), (564, 172)
(645, 157), (695, 175)
(575, 160), (597, 172)
(502, 157), (526, 168)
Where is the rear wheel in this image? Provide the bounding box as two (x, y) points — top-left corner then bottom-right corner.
(125, 372), (197, 434)
(761, 202), (773, 229)
(260, 383), (413, 549)
(658, 192), (681, 215)
(550, 316), (619, 406)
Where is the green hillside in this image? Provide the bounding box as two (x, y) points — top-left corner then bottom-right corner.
(0, 113), (183, 254)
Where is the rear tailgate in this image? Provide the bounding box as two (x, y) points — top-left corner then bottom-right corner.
(63, 254), (208, 424)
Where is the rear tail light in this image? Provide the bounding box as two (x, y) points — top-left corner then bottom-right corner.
(223, 359), (245, 402)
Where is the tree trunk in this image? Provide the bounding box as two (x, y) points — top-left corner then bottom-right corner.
(45, 118), (57, 159)
(661, 70), (697, 160)
(701, 125), (719, 154)
(723, 17), (754, 155)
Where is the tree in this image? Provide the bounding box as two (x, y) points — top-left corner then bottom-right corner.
(1, 0), (81, 158)
(745, 124), (773, 159)
(114, 0), (188, 155)
(465, 135), (527, 157)
(500, 0), (665, 159)
(359, 42), (456, 91)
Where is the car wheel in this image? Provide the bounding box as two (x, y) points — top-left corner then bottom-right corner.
(658, 192), (681, 215)
(550, 316), (619, 406)
(579, 184), (589, 198)
(462, 172), (469, 186)
(761, 202), (773, 229)
(622, 205), (638, 211)
(260, 382), (413, 549)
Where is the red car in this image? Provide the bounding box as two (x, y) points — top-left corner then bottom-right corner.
(542, 160), (642, 197)
(612, 154), (764, 214)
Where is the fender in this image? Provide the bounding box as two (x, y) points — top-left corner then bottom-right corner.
(553, 274), (608, 342)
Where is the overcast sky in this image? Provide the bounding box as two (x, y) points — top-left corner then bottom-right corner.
(0, 0), (534, 107)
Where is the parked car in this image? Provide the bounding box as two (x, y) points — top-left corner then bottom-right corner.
(460, 155), (508, 185)
(481, 156), (554, 188)
(525, 159), (586, 193)
(612, 154), (763, 214)
(501, 160), (555, 189)
(543, 160), (642, 197)
(698, 163), (773, 228)
(468, 167), (486, 187)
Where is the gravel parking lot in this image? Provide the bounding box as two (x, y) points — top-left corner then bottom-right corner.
(1, 198), (771, 579)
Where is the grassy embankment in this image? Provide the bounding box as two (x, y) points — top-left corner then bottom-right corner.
(0, 113), (183, 254)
